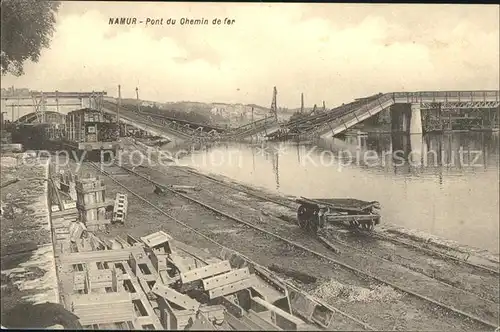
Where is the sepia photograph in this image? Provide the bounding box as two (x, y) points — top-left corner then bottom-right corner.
(0, 1), (499, 330)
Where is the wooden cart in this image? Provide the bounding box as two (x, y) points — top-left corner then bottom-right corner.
(296, 196), (381, 234)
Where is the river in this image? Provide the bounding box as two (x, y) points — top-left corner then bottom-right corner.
(177, 132), (500, 254)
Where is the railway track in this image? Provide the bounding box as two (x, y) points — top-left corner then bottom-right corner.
(131, 157), (500, 294)
(85, 161), (372, 331)
(180, 169), (500, 302)
(87, 158), (498, 331)
(160, 163), (500, 274)
(176, 167), (500, 302)
(176, 166), (500, 274)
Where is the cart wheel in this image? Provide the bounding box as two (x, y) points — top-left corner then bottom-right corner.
(297, 205), (309, 229)
(368, 220), (375, 231)
(352, 218), (360, 229)
(360, 222), (373, 231)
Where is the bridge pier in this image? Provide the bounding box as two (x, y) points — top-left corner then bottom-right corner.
(410, 103), (423, 134)
(409, 133), (424, 166)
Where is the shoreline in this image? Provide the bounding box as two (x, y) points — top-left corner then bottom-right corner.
(123, 136), (500, 261)
(180, 163), (500, 261)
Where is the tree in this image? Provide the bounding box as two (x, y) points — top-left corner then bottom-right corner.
(0, 0), (60, 76)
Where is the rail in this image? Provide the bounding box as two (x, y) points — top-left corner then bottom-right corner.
(135, 114), (195, 139)
(232, 115), (273, 130)
(277, 95), (383, 138)
(134, 108), (226, 132)
(102, 101), (212, 131)
(175, 166), (500, 276)
(103, 100), (280, 141)
(225, 116), (278, 139)
(101, 102), (206, 140)
(308, 93), (393, 136)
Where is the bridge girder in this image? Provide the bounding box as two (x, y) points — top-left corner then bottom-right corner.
(420, 101), (500, 109)
(14, 111), (66, 124)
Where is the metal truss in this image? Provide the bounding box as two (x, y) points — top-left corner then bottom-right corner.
(31, 92), (46, 123)
(420, 101), (500, 109)
(7, 91), (107, 123)
(89, 91), (105, 111)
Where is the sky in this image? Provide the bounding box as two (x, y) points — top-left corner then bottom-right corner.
(2, 2), (499, 108)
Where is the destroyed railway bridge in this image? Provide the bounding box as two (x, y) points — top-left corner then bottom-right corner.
(2, 90), (499, 144)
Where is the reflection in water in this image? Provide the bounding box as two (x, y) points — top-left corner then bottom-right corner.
(270, 149), (280, 190)
(275, 151), (280, 190)
(252, 145), (256, 172)
(181, 132), (499, 253)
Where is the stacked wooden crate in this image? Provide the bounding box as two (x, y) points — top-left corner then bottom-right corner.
(112, 193), (128, 224)
(51, 208), (79, 255)
(71, 293), (135, 326)
(75, 176), (112, 232)
(134, 231), (332, 331)
(55, 224), (334, 330)
(59, 169), (77, 201)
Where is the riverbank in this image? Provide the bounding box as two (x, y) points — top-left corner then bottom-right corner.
(176, 135), (500, 254)
(177, 164), (500, 267)
(0, 154), (59, 325)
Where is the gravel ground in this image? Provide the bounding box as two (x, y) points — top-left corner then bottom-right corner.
(65, 152), (493, 331)
(379, 226), (500, 267)
(323, 228), (499, 304)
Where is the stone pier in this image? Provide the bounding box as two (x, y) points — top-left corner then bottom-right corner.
(410, 104), (423, 134)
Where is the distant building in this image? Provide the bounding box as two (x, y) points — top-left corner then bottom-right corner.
(17, 88), (30, 96)
(141, 101), (154, 107)
(1, 87), (31, 97)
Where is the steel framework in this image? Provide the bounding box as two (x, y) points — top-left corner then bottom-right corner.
(270, 86), (278, 121)
(3, 91), (107, 123)
(420, 101), (500, 109)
